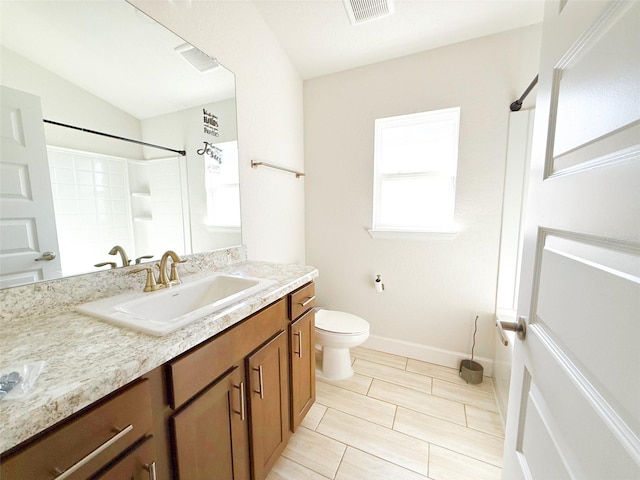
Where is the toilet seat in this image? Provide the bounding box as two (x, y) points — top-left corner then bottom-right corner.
(315, 309), (369, 335)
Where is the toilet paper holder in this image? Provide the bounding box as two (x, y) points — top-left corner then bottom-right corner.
(375, 275), (384, 293)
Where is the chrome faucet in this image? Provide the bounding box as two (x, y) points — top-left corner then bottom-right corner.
(158, 250), (185, 287)
(108, 245), (130, 267)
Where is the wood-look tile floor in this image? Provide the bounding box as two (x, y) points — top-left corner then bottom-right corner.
(266, 347), (504, 480)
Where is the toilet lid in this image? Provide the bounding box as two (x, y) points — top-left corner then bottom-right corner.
(315, 309), (369, 335)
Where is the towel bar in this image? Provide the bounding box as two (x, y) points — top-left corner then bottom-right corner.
(251, 160), (305, 178)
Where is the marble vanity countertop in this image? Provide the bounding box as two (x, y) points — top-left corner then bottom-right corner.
(0, 260), (318, 453)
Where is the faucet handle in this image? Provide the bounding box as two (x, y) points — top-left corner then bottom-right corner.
(135, 255), (154, 265)
(131, 267), (163, 292)
(168, 259), (186, 285)
(94, 262), (117, 269)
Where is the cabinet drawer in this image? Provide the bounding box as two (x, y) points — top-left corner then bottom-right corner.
(94, 435), (156, 480)
(289, 283), (315, 320)
(167, 298), (288, 410)
(0, 379), (153, 480)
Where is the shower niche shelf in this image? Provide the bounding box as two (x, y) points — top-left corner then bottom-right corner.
(131, 191), (152, 222)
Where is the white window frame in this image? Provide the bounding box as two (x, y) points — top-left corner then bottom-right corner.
(369, 107), (460, 240)
(204, 140), (241, 229)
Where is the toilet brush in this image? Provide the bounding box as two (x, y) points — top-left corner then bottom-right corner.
(459, 315), (484, 384)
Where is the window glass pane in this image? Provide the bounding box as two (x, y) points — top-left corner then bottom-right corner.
(372, 107), (459, 232)
(377, 176), (453, 229)
(379, 120), (457, 174)
(205, 141), (240, 227)
(208, 184), (240, 226)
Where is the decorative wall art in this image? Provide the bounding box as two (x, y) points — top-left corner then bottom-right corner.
(198, 141), (222, 163)
(203, 108), (219, 137)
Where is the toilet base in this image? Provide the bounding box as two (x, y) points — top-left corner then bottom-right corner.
(317, 346), (354, 381)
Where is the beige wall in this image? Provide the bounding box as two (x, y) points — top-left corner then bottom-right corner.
(130, 1), (541, 369)
(304, 25), (541, 370)
(1, 46), (143, 158)
(131, 0), (306, 264)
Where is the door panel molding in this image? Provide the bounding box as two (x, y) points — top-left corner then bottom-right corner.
(0, 162), (32, 200)
(531, 229), (640, 431)
(1, 106), (26, 146)
(549, 128), (640, 179)
(545, 0), (640, 178)
(0, 218), (39, 253)
(521, 381), (574, 479)
(531, 322), (640, 467)
(530, 327), (640, 476)
(528, 228), (640, 325)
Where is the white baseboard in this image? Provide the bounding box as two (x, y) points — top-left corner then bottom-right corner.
(363, 334), (494, 377)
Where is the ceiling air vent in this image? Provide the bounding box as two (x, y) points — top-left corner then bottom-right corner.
(175, 43), (219, 73)
(342, 0), (395, 25)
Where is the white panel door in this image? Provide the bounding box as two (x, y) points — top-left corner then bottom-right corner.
(503, 1), (640, 479)
(0, 86), (61, 287)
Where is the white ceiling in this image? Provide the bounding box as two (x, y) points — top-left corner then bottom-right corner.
(252, 0), (545, 79)
(0, 1), (544, 119)
(0, 0), (235, 120)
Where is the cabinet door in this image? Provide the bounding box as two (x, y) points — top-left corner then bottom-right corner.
(290, 309), (316, 432)
(247, 330), (290, 480)
(170, 365), (250, 480)
(93, 436), (155, 480)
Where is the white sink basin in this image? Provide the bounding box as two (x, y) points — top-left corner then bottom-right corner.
(76, 274), (277, 336)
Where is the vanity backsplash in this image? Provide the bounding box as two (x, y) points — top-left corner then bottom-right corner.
(0, 246), (247, 322)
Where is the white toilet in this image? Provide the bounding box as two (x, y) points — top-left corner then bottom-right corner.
(315, 309), (370, 380)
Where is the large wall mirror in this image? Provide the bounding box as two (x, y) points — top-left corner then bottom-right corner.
(0, 0), (241, 289)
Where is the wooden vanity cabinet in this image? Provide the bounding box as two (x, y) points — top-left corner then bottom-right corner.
(288, 283), (316, 432)
(2, 283), (317, 480)
(166, 297), (291, 480)
(0, 379), (154, 480)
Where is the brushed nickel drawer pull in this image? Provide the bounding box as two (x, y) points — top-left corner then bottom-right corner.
(294, 331), (303, 358)
(144, 462), (158, 480)
(298, 295), (316, 307)
(51, 424), (134, 479)
(253, 365), (265, 399)
(233, 381), (246, 421)
(144, 461), (157, 480)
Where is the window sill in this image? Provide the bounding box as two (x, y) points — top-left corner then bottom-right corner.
(367, 229), (458, 240)
(204, 225), (241, 233)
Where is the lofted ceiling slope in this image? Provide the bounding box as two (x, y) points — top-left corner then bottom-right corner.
(251, 0), (544, 79)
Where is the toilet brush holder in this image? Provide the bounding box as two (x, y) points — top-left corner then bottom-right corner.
(459, 359), (483, 384)
(459, 314), (483, 384)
